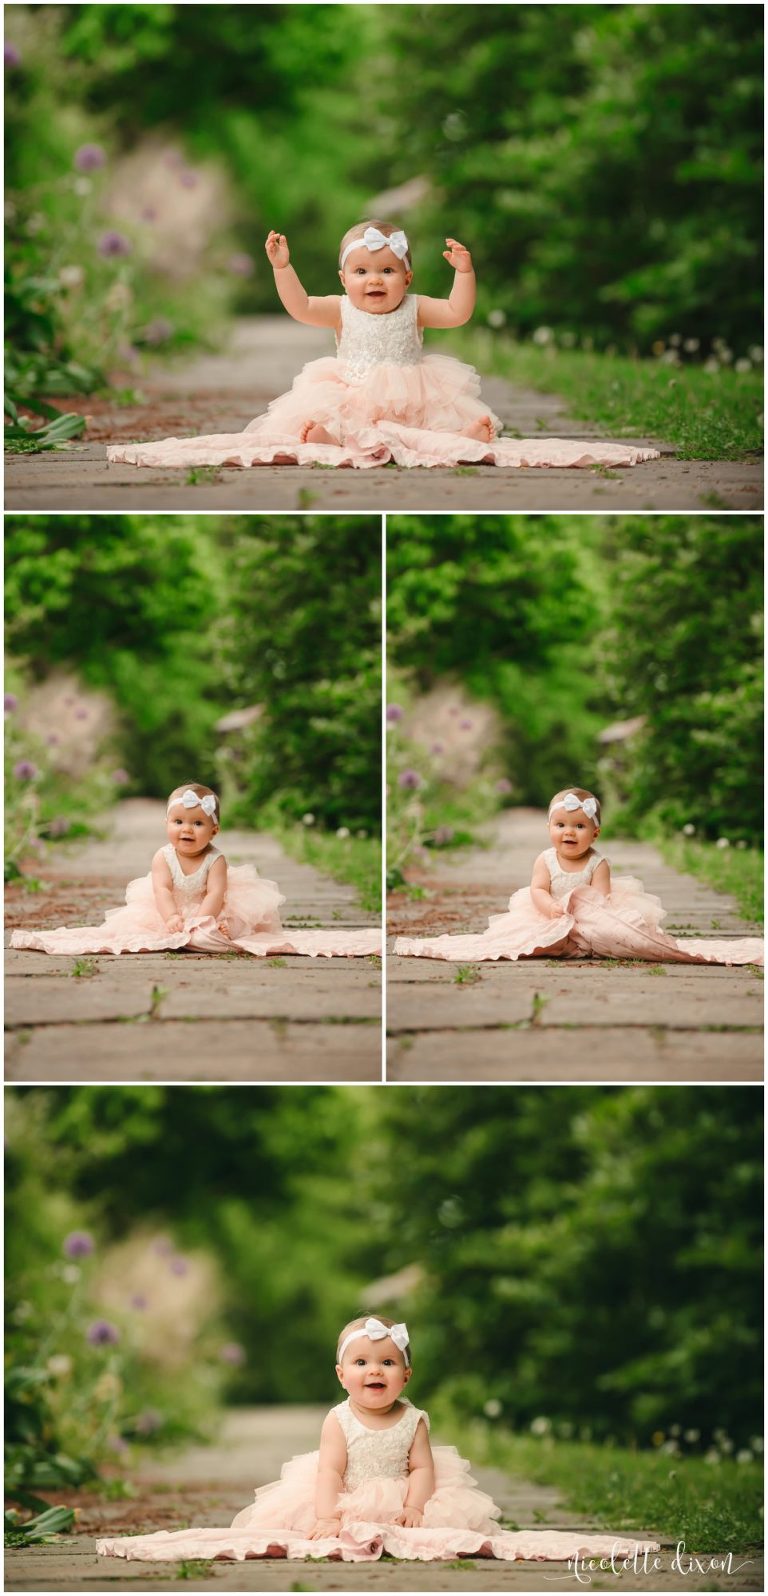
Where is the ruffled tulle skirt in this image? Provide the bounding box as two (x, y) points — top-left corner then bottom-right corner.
(97, 1444), (659, 1564)
(394, 878), (763, 966)
(106, 354), (660, 472)
(10, 864), (380, 959)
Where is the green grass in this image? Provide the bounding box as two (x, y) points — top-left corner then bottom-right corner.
(446, 329), (763, 460)
(271, 826), (381, 914)
(653, 836), (763, 925)
(445, 1420), (763, 1554)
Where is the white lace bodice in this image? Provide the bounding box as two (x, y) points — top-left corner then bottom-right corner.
(544, 847), (605, 900)
(333, 1399), (429, 1491)
(162, 844), (221, 899)
(336, 294), (423, 381)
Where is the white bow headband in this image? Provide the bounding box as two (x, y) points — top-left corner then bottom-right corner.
(338, 1317), (410, 1366)
(548, 792), (599, 823)
(340, 226), (410, 270)
(167, 788), (218, 818)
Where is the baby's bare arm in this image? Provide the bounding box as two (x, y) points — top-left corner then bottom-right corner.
(530, 853), (564, 919)
(199, 855), (228, 921)
(310, 1412), (347, 1535)
(591, 859), (611, 895)
(418, 239), (476, 328)
(265, 231), (341, 328)
(397, 1420), (435, 1525)
(151, 851), (182, 928)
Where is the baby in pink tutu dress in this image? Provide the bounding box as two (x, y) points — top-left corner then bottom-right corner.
(97, 1315), (660, 1566)
(107, 221), (660, 472)
(10, 783), (380, 960)
(394, 788), (763, 966)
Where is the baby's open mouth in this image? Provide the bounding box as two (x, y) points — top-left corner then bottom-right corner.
(365, 1381), (386, 1389)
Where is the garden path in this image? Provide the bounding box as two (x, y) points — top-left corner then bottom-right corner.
(5, 1405), (761, 1593)
(4, 799), (381, 1081)
(387, 809), (763, 1082)
(5, 319), (761, 512)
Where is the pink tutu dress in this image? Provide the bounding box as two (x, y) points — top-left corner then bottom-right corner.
(394, 848), (763, 965)
(106, 296), (660, 471)
(10, 844), (381, 960)
(97, 1398), (660, 1565)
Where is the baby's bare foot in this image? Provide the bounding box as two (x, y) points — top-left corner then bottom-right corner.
(299, 420), (339, 446)
(462, 415), (495, 443)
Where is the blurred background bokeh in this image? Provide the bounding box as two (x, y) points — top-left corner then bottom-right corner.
(5, 3), (762, 425)
(5, 1084), (762, 1497)
(386, 515), (763, 919)
(5, 515), (381, 906)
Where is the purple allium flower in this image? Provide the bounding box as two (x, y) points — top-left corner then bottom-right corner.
(496, 777), (513, 795)
(134, 1408), (162, 1434)
(4, 693), (18, 713)
(460, 718), (473, 730)
(4, 42), (21, 68)
(386, 704), (403, 723)
(64, 1230), (94, 1257)
(398, 769), (423, 791)
(431, 742), (444, 755)
(434, 825), (455, 845)
(107, 1433), (129, 1454)
(143, 317), (173, 345)
(48, 817), (71, 838)
(46, 734), (60, 747)
(13, 760), (38, 781)
(179, 168), (198, 189)
(169, 1255), (188, 1277)
(75, 707), (89, 721)
(98, 230), (132, 259)
(87, 1319), (120, 1346)
(219, 1341), (246, 1366)
(74, 143), (106, 173)
(130, 1293), (148, 1310)
(140, 205), (158, 223)
(227, 252), (254, 277)
(111, 769), (130, 785)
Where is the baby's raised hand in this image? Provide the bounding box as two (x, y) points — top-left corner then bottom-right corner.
(309, 1517), (341, 1540)
(166, 914), (184, 933)
(265, 230), (290, 269)
(443, 237), (473, 273)
(396, 1507), (424, 1528)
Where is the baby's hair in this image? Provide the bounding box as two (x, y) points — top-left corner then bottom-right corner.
(167, 782), (221, 823)
(336, 1314), (411, 1365)
(338, 219), (412, 270)
(549, 787), (602, 824)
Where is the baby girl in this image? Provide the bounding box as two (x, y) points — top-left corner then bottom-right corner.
(97, 1314), (660, 1565)
(11, 783), (380, 959)
(107, 221), (660, 472)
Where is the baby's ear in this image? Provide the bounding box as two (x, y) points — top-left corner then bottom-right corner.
(404, 270), (413, 287)
(335, 1362), (346, 1386)
(338, 269), (346, 287)
(402, 1365), (412, 1384)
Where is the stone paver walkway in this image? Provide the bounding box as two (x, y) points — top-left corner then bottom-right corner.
(5, 319), (760, 512)
(5, 1406), (761, 1593)
(387, 810), (763, 1082)
(5, 800), (381, 1081)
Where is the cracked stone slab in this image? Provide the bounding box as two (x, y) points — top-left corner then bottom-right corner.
(6, 1019), (380, 1081)
(387, 1026), (762, 1081)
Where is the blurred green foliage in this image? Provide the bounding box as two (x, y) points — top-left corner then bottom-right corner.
(381, 4), (762, 353)
(5, 516), (381, 849)
(6, 1086), (763, 1462)
(388, 515), (763, 846)
(4, 0), (762, 420)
